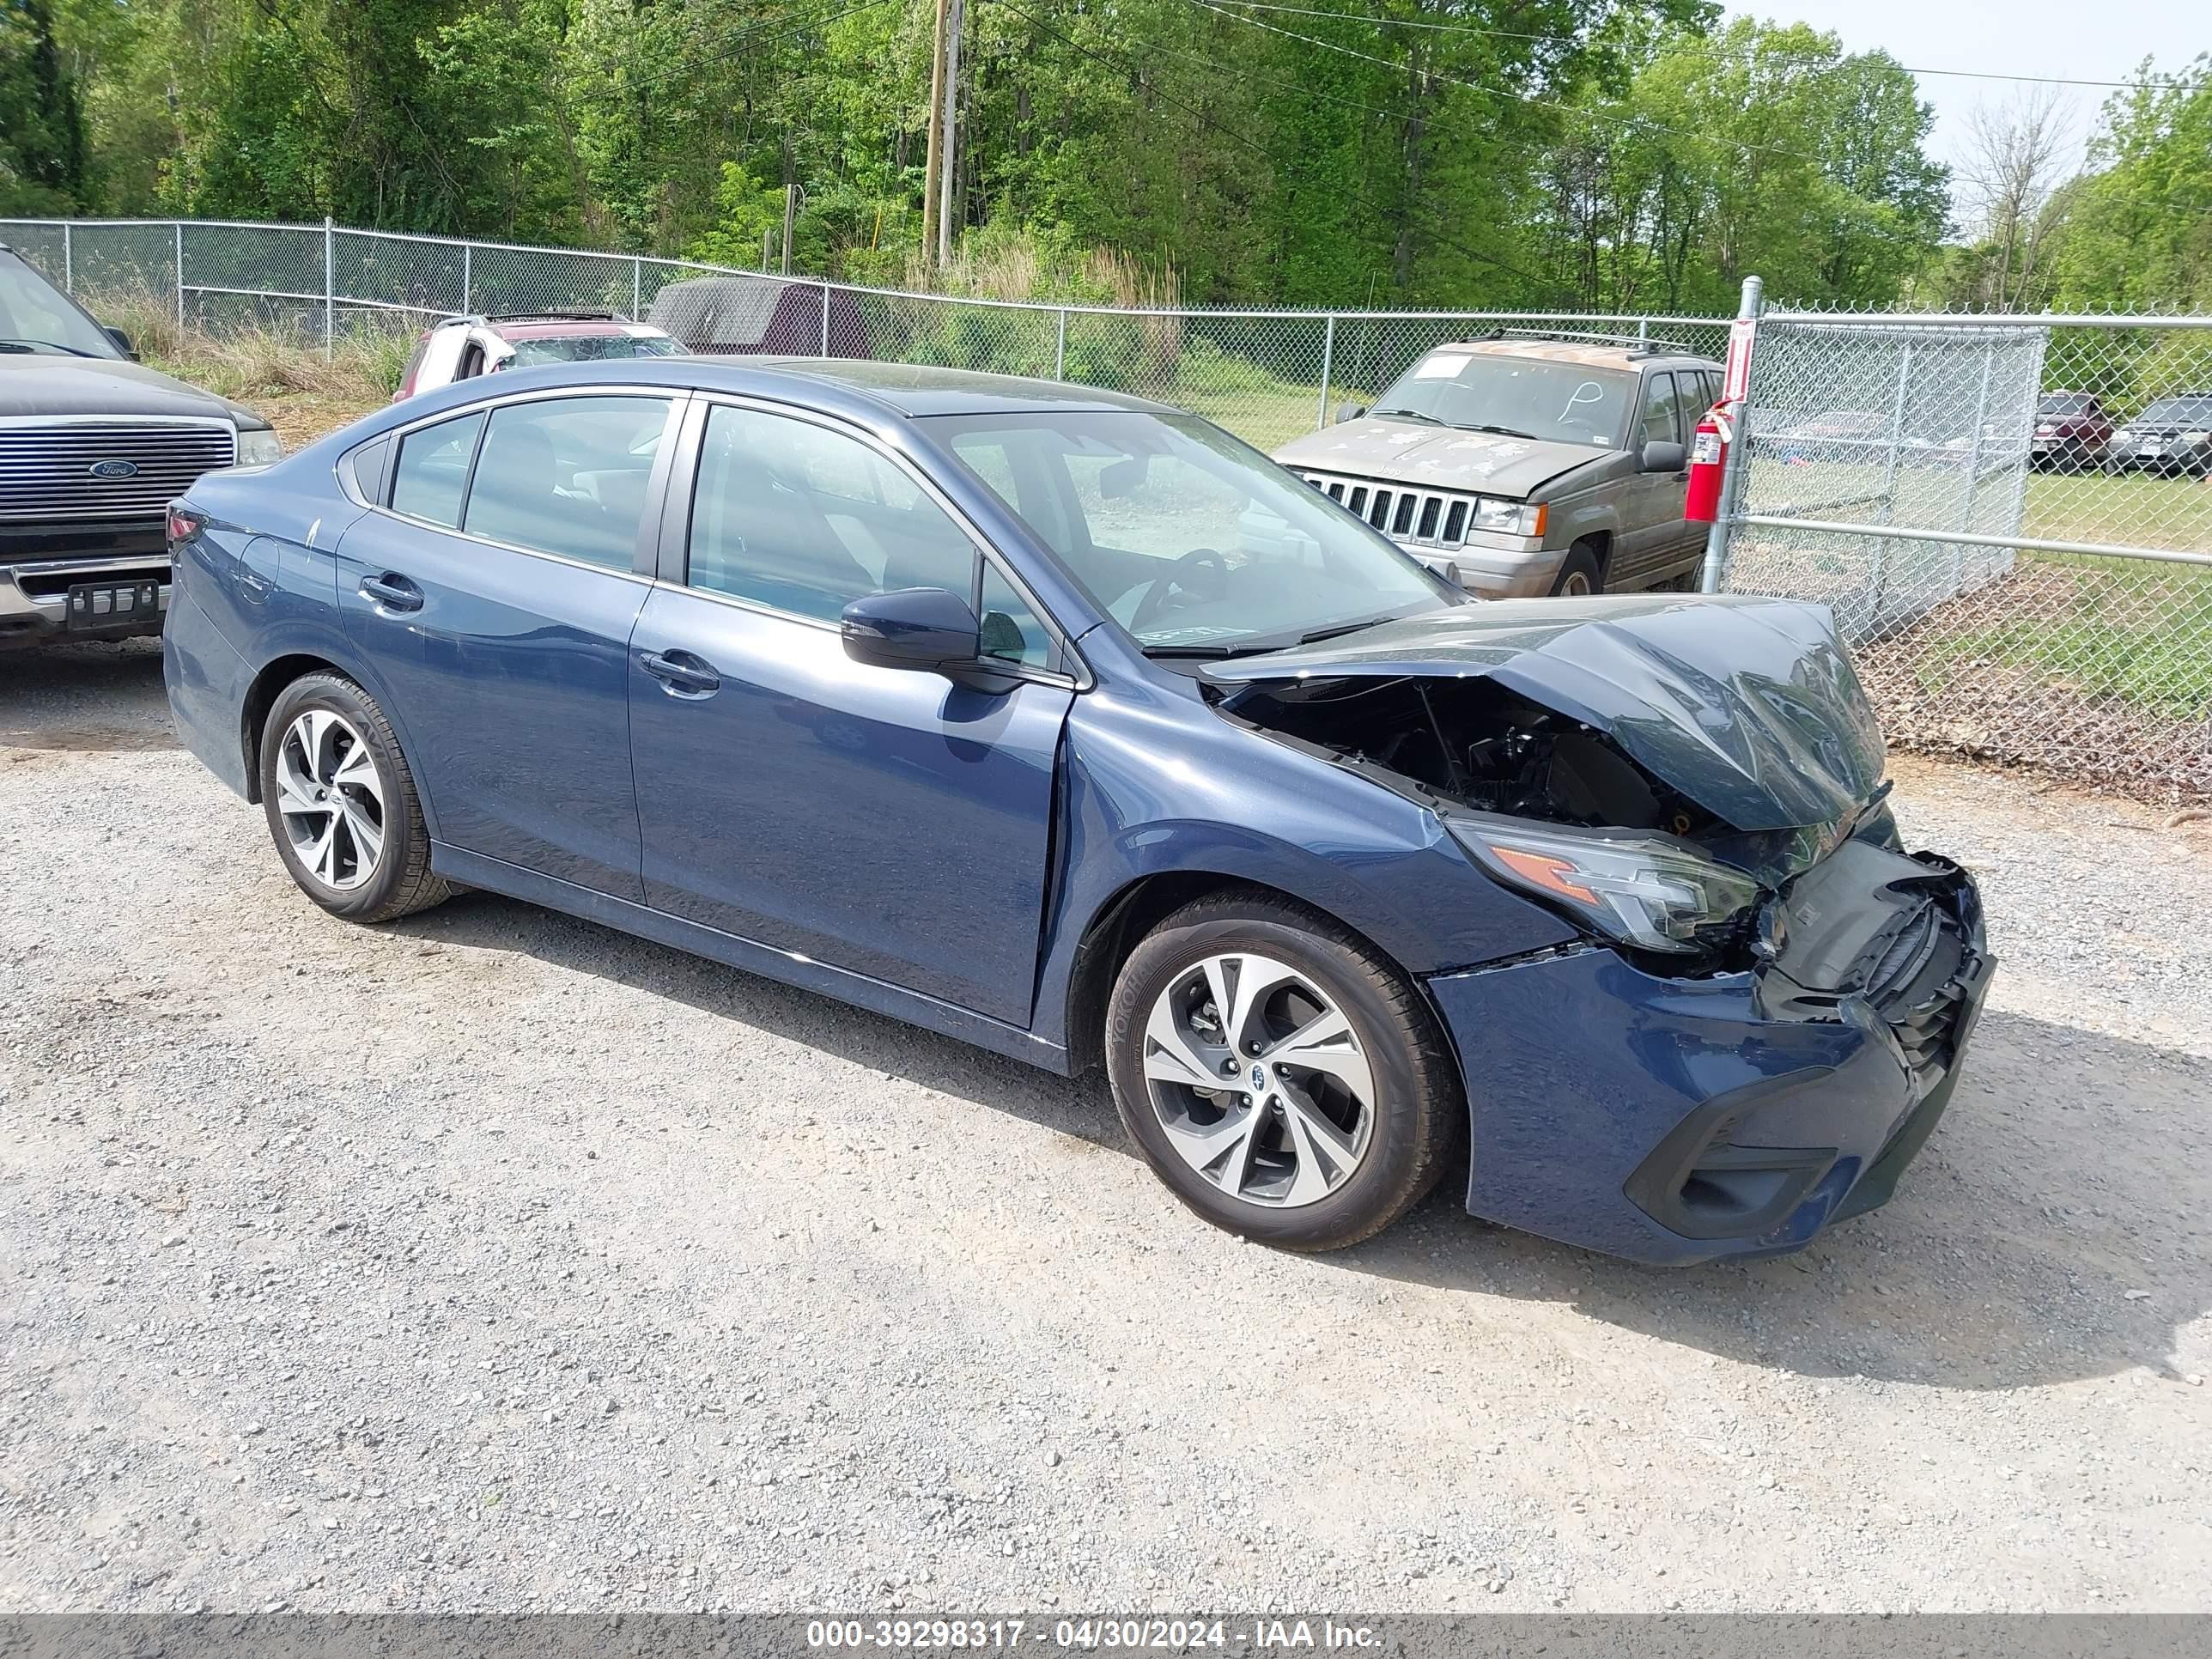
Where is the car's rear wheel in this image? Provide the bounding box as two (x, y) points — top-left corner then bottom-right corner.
(1551, 544), (1603, 597)
(259, 672), (448, 923)
(1103, 892), (1460, 1251)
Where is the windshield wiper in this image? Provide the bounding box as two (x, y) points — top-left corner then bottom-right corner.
(1370, 407), (1446, 425)
(1296, 618), (1388, 645)
(0, 338), (102, 357)
(1458, 422), (1539, 440)
(1140, 642), (1265, 659)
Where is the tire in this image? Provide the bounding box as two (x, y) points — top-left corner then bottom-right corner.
(1103, 890), (1460, 1251)
(1549, 544), (1604, 597)
(258, 672), (449, 923)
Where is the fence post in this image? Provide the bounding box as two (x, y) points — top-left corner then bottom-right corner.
(633, 256), (643, 321)
(62, 222), (71, 294)
(462, 243), (472, 313)
(1054, 308), (1067, 380)
(820, 283), (832, 356)
(174, 222), (185, 331)
(322, 216), (335, 359)
(1698, 274), (1764, 594)
(1315, 314), (1337, 431)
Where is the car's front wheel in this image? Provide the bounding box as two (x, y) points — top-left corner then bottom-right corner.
(1103, 892), (1460, 1251)
(1550, 544), (1603, 597)
(258, 672), (449, 923)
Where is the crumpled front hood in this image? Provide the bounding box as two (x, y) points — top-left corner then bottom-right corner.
(1202, 594), (1885, 834)
(1273, 417), (1612, 500)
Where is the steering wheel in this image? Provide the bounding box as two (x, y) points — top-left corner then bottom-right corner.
(1130, 547), (1231, 633)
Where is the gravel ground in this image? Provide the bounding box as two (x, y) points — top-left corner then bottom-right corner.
(3, 641), (2209, 1614)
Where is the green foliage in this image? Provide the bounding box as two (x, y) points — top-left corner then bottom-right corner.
(2051, 58), (2212, 315)
(0, 0), (86, 211)
(11, 0), (2201, 318)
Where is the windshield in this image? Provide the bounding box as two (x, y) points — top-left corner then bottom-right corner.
(2038, 394), (2093, 416)
(507, 334), (684, 367)
(0, 250), (123, 357)
(1368, 349), (1635, 448)
(2134, 397), (2212, 426)
(929, 410), (1459, 653)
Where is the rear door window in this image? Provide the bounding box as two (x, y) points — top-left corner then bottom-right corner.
(1639, 374), (1686, 447)
(461, 395), (673, 570)
(390, 410), (486, 528)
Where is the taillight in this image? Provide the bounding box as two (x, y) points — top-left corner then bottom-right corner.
(167, 504), (205, 550)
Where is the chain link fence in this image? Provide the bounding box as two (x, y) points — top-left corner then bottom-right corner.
(4, 216), (2208, 801)
(1720, 304), (2212, 803)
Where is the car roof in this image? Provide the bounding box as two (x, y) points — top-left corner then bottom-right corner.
(374, 356), (1180, 428)
(753, 357), (1176, 417)
(1434, 338), (1717, 372)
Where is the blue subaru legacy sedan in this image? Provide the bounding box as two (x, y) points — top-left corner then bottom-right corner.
(163, 358), (1991, 1262)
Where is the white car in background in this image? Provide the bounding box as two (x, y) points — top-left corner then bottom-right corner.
(393, 311), (685, 401)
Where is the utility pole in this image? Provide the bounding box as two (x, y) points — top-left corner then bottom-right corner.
(936, 0), (964, 268)
(921, 0), (949, 267)
(781, 183), (799, 276)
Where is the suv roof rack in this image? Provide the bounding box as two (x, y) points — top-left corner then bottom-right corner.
(1474, 326), (1705, 361)
(480, 308), (629, 324)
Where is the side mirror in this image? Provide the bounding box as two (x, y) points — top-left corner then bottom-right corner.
(842, 586), (981, 672)
(1643, 440), (1686, 474)
(1332, 401), (1366, 425)
(104, 325), (138, 361)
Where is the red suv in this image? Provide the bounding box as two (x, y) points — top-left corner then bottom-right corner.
(393, 312), (684, 401)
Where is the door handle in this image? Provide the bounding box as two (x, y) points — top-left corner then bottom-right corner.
(359, 572), (423, 613)
(639, 648), (722, 697)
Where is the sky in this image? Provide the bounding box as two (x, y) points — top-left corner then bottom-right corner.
(1724, 0), (2202, 182)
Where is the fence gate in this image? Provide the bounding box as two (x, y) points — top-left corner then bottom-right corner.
(1719, 307), (2212, 802)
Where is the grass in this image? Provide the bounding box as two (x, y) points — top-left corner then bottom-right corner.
(2021, 470), (2212, 553)
(1911, 586), (2212, 720)
(89, 287), (410, 451)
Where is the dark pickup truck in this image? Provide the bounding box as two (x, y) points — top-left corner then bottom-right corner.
(1, 242), (281, 649)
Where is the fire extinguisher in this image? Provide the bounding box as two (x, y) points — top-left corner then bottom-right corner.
(1684, 401), (1733, 524)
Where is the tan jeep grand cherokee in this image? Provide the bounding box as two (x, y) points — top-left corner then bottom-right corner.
(1271, 331), (1723, 597)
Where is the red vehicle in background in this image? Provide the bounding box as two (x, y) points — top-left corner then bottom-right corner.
(393, 312), (684, 401)
(2031, 392), (2115, 472)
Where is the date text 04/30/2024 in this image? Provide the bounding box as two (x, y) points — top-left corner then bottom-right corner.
(805, 1618), (1382, 1649)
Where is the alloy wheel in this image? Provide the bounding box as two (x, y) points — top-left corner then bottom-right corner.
(1140, 951), (1376, 1209)
(274, 708), (386, 892)
(1560, 569), (1595, 596)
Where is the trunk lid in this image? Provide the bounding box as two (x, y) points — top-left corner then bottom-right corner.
(1200, 594), (1884, 834)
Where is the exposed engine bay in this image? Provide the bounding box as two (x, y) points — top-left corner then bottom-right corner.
(1217, 673), (1728, 839)
(1212, 670), (1905, 977)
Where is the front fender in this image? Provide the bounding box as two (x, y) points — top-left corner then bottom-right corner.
(1027, 677), (1577, 1052)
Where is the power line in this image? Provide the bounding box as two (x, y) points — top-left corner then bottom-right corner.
(1200, 0), (2212, 94)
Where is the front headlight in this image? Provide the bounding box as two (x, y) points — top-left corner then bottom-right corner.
(1447, 815), (1762, 955)
(235, 427), (283, 467)
(1468, 496), (1545, 537)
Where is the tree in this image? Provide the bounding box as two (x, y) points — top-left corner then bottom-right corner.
(0, 0), (87, 211)
(2051, 57), (2212, 313)
(1955, 86), (2073, 308)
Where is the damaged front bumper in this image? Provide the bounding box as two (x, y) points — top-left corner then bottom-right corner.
(1429, 839), (1992, 1266)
